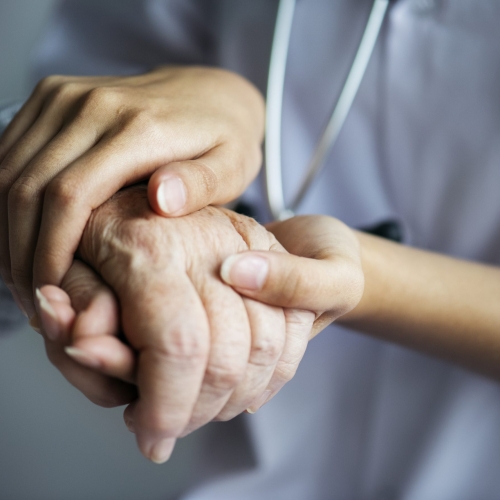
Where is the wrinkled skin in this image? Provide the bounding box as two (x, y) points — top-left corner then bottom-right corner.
(43, 186), (315, 463)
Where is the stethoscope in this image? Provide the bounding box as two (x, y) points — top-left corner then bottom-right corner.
(265, 0), (391, 221)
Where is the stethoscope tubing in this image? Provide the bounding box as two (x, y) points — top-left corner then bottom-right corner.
(265, 0), (391, 221)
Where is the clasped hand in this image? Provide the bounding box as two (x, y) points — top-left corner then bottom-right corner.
(39, 186), (317, 463)
(1, 66), (364, 464)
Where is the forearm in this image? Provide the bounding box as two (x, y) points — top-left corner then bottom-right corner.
(340, 232), (500, 378)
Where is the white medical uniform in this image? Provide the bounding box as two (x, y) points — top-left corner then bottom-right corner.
(2, 0), (500, 498)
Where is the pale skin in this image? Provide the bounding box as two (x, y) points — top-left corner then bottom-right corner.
(1, 67), (499, 464)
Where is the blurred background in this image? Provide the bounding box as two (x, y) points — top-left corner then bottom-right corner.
(0, 0), (56, 103)
(0, 2), (217, 498)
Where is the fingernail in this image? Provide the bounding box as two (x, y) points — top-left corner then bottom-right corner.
(36, 288), (60, 341)
(157, 177), (186, 215)
(150, 438), (176, 464)
(65, 347), (101, 369)
(29, 315), (41, 334)
(246, 390), (272, 414)
(221, 254), (269, 290)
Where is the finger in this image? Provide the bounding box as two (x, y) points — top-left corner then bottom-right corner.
(220, 250), (363, 314)
(37, 260), (119, 343)
(60, 259), (119, 338)
(0, 76), (79, 297)
(180, 281), (251, 437)
(36, 286), (75, 343)
(1, 100), (66, 179)
(0, 84), (47, 162)
(148, 144), (258, 218)
(45, 338), (137, 408)
(31, 130), (167, 291)
(215, 298), (285, 421)
(247, 308), (314, 413)
(40, 261), (134, 382)
(39, 262), (137, 403)
(68, 336), (136, 384)
(8, 120), (102, 314)
(0, 105), (62, 302)
(113, 271), (210, 464)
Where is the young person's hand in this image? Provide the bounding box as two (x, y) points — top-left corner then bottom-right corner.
(220, 215), (365, 336)
(222, 214), (500, 381)
(0, 66), (264, 318)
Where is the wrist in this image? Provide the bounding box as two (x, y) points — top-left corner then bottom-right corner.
(336, 230), (386, 326)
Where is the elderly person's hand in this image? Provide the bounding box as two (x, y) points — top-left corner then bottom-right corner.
(37, 186), (315, 464)
(39, 260), (138, 408)
(0, 66), (264, 318)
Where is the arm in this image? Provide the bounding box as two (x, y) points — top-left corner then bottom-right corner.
(341, 231), (500, 378)
(220, 216), (500, 380)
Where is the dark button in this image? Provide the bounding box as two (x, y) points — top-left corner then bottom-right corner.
(233, 201), (259, 220)
(360, 220), (404, 243)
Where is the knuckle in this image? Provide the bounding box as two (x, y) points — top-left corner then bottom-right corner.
(284, 308), (315, 332)
(49, 81), (81, 105)
(279, 268), (303, 305)
(8, 176), (40, 208)
(84, 86), (119, 109)
(35, 75), (65, 95)
(123, 110), (161, 140)
(115, 220), (165, 265)
(250, 335), (283, 366)
(195, 161), (218, 200)
(204, 361), (243, 392)
(45, 175), (80, 208)
(93, 219), (166, 278)
(155, 330), (208, 363)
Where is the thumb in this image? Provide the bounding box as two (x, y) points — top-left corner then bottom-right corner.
(148, 145), (257, 217)
(220, 251), (364, 316)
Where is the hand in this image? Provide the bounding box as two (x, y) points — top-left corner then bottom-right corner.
(37, 259), (137, 408)
(222, 215), (500, 381)
(220, 215), (365, 336)
(0, 66), (264, 317)
(38, 186), (314, 464)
